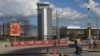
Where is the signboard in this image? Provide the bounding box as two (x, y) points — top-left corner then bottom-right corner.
(10, 22), (20, 36)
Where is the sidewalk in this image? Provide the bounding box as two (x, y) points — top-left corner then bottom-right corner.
(82, 42), (100, 52)
(83, 47), (100, 52)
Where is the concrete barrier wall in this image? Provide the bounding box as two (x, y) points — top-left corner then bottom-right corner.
(0, 42), (11, 48)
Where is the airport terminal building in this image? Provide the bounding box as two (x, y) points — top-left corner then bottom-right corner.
(53, 26), (100, 39)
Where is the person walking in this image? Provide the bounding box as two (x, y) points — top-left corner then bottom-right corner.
(75, 40), (82, 56)
(93, 39), (97, 49)
(74, 39), (77, 47)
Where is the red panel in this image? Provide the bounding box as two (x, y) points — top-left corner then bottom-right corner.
(59, 39), (67, 44)
(35, 40), (46, 45)
(48, 40), (55, 45)
(28, 41), (35, 46)
(10, 39), (68, 47)
(11, 41), (21, 47)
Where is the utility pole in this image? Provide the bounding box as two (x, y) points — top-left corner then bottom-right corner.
(96, 17), (99, 42)
(56, 11), (60, 41)
(53, 11), (60, 56)
(0, 22), (2, 48)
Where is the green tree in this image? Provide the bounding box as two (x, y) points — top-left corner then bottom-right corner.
(60, 26), (67, 38)
(84, 28), (89, 38)
(84, 28), (95, 39)
(69, 31), (78, 40)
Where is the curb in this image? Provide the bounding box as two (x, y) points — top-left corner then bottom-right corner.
(83, 48), (100, 52)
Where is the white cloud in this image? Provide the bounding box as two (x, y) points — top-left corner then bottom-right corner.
(81, 0), (100, 16)
(0, 0), (85, 20)
(0, 12), (5, 16)
(0, 0), (40, 16)
(74, 21), (80, 24)
(74, 0), (83, 3)
(52, 7), (86, 20)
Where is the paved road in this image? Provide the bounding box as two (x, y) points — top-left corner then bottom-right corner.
(0, 45), (100, 56)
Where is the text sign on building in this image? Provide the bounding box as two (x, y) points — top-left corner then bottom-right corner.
(10, 23), (20, 36)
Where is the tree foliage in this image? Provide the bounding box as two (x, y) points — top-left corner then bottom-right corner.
(69, 31), (78, 40)
(60, 26), (67, 38)
(84, 27), (96, 39)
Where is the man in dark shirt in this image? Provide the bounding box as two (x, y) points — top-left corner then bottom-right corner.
(75, 40), (82, 56)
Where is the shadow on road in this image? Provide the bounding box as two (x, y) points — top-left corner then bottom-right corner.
(0, 47), (46, 56)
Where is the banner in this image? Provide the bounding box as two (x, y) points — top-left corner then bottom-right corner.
(10, 22), (20, 36)
(10, 39), (68, 47)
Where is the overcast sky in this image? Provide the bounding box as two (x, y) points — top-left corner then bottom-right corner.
(0, 0), (100, 28)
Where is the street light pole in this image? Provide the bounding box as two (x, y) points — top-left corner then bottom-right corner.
(96, 17), (99, 42)
(56, 11), (60, 42)
(87, 0), (91, 38)
(53, 11), (60, 56)
(0, 28), (2, 48)
(87, 0), (92, 49)
(0, 22), (3, 48)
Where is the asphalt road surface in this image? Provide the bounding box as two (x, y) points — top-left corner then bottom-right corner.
(0, 45), (100, 56)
